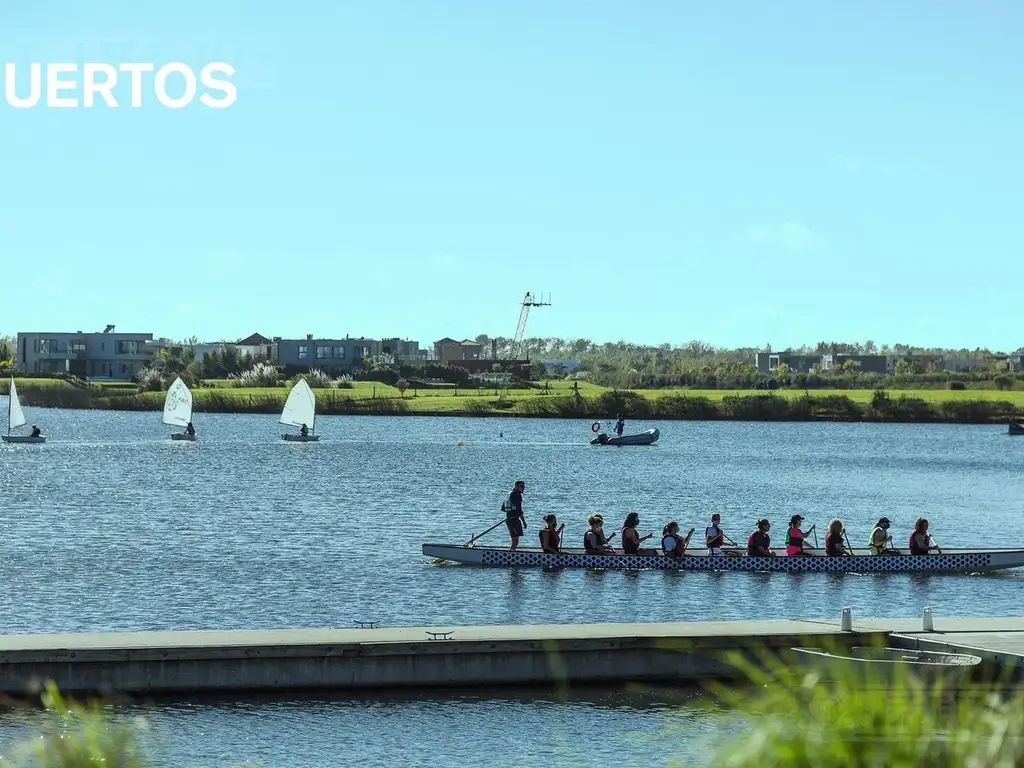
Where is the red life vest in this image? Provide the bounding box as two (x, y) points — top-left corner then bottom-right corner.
(539, 527), (560, 552)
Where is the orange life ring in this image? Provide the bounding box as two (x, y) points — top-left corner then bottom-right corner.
(591, 421), (601, 433)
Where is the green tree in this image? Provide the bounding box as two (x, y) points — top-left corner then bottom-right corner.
(396, 378), (409, 397)
(531, 359), (548, 380)
(994, 374), (1013, 390)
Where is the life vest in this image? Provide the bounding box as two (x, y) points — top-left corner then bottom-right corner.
(585, 530), (606, 553)
(622, 528), (639, 554)
(501, 492), (519, 516)
(661, 534), (679, 555)
(539, 527), (560, 552)
(706, 526), (724, 549)
(825, 532), (843, 555)
(747, 530), (770, 555)
(868, 527), (887, 553)
(909, 531), (928, 555)
(785, 527), (805, 555)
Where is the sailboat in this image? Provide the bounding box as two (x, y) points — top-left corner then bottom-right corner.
(163, 376), (197, 441)
(281, 378), (320, 441)
(2, 377), (46, 443)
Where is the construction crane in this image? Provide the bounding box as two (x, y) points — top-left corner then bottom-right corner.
(497, 292), (551, 405)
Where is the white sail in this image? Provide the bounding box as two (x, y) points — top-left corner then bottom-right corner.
(8, 377), (27, 430)
(280, 378), (316, 429)
(162, 377), (193, 428)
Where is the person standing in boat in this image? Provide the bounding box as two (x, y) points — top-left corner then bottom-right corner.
(540, 514), (563, 554)
(614, 414), (625, 437)
(825, 518), (850, 556)
(502, 480), (527, 551)
(584, 514), (615, 554)
(747, 519), (775, 556)
(621, 512), (656, 555)
(785, 515), (814, 555)
(869, 517), (894, 554)
(909, 518), (937, 555)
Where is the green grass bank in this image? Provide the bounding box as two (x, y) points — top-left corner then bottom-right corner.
(4, 379), (1024, 424)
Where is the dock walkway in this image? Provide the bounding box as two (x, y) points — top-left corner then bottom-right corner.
(0, 615), (1019, 696)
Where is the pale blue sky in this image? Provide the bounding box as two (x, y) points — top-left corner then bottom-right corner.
(2, 1), (1022, 350)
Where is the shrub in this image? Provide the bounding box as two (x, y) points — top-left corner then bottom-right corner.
(994, 374), (1013, 391)
(136, 367), (166, 393)
(948, 381), (966, 390)
(233, 361), (280, 388)
(292, 368), (334, 389)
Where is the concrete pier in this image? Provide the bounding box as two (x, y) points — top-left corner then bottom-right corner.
(0, 616), (1020, 696)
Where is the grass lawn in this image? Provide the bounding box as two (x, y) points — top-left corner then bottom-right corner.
(7, 377), (1024, 411)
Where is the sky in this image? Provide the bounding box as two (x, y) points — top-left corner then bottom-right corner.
(1, 1), (1022, 351)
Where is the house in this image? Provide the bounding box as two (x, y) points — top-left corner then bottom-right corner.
(16, 326), (154, 380)
(275, 335), (381, 374)
(754, 351), (820, 375)
(823, 354), (891, 374)
(235, 333), (275, 360)
(381, 338), (426, 364)
(434, 338), (483, 363)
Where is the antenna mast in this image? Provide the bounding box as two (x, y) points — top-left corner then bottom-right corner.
(497, 292), (551, 405)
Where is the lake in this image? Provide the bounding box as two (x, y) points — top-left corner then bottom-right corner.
(1, 403), (1022, 766)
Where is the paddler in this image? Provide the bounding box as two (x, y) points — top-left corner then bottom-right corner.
(869, 517), (894, 554)
(747, 518), (775, 556)
(785, 515), (814, 556)
(705, 513), (735, 556)
(501, 480), (527, 551)
(614, 414), (625, 437)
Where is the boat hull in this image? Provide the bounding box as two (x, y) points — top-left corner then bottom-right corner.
(1008, 423), (1024, 436)
(283, 434), (320, 442)
(1, 435), (46, 444)
(591, 428), (660, 446)
(170, 433), (197, 441)
(422, 544), (1024, 574)
(791, 646), (981, 686)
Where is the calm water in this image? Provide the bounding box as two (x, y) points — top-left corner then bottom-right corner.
(1, 402), (1022, 766)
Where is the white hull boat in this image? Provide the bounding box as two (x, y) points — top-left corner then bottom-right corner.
(163, 377), (197, 441)
(791, 646), (982, 686)
(422, 544), (1024, 574)
(280, 379), (320, 442)
(3, 378), (45, 443)
(591, 428), (659, 446)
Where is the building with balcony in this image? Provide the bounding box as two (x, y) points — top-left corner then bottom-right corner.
(275, 335), (381, 374)
(16, 326), (155, 380)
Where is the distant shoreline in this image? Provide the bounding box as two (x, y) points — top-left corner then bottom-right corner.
(6, 383), (1023, 425)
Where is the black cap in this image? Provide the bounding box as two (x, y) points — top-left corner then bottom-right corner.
(878, 517), (891, 526)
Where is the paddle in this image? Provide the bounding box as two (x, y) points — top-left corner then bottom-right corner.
(929, 535), (943, 554)
(843, 531), (856, 556)
(433, 519), (507, 563)
(810, 524), (818, 550)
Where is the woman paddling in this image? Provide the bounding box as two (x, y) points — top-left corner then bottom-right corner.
(825, 518), (851, 556)
(660, 521), (693, 558)
(909, 518), (938, 555)
(584, 514), (616, 554)
(621, 512), (656, 555)
(540, 514), (563, 554)
(785, 515), (814, 556)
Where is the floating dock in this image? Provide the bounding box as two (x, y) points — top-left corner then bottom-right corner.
(0, 616), (1020, 696)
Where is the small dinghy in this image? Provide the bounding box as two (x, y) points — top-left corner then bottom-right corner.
(163, 377), (197, 441)
(280, 379), (320, 441)
(1, 378), (45, 444)
(591, 428), (659, 446)
(791, 646), (982, 687)
(1008, 421), (1024, 436)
